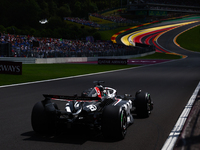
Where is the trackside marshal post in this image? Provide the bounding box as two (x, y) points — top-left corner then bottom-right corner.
(0, 61), (22, 75)
(98, 59), (127, 65)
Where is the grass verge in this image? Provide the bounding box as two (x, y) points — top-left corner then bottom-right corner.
(176, 25), (200, 52)
(0, 64), (135, 86)
(97, 26), (135, 41)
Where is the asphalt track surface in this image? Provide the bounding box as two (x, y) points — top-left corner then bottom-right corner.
(0, 18), (200, 150)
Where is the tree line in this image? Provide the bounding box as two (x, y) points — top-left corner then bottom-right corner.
(0, 0), (126, 40)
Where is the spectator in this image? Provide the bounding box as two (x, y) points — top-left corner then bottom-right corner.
(90, 13), (136, 23)
(64, 17), (100, 28)
(0, 32), (140, 58)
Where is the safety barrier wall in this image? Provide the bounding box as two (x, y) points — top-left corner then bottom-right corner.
(0, 51), (155, 64)
(35, 57), (88, 64)
(87, 51), (154, 61)
(0, 57), (87, 64)
(0, 57), (35, 64)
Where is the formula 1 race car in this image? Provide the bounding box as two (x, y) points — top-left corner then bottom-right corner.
(31, 81), (153, 140)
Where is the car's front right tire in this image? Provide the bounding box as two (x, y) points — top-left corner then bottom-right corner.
(101, 105), (127, 140)
(135, 91), (152, 118)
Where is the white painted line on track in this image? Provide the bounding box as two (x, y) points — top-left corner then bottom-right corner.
(161, 81), (200, 150)
(0, 58), (184, 89)
(0, 66), (137, 89)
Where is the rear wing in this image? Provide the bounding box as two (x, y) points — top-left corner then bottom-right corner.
(43, 94), (101, 102)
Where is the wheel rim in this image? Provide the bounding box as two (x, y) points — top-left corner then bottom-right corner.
(121, 111), (127, 136)
(147, 98), (151, 114)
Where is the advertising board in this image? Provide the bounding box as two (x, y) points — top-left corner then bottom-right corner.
(0, 61), (22, 75)
(98, 59), (127, 65)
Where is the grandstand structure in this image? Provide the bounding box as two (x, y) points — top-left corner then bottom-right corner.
(127, 1), (200, 20)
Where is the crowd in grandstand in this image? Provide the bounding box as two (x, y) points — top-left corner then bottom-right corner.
(90, 13), (135, 23)
(64, 13), (135, 28)
(148, 6), (200, 12)
(0, 32), (139, 58)
(64, 17), (100, 28)
(143, 0), (200, 6)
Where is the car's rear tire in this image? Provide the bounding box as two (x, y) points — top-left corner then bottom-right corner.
(31, 101), (56, 134)
(135, 91), (151, 118)
(101, 105), (127, 140)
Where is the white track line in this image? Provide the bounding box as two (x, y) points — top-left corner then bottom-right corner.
(0, 58), (185, 89)
(0, 67), (137, 89)
(161, 81), (200, 150)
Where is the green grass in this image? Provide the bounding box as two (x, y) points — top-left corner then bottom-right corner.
(101, 8), (127, 16)
(89, 15), (114, 24)
(0, 64), (134, 86)
(176, 25), (200, 52)
(97, 26), (135, 41)
(0, 53), (180, 86)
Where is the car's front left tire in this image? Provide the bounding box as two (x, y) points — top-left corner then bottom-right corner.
(31, 101), (56, 134)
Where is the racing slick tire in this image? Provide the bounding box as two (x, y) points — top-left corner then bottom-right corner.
(134, 91), (151, 118)
(31, 101), (57, 134)
(101, 105), (127, 140)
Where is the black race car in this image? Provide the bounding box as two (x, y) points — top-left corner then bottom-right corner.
(31, 81), (153, 140)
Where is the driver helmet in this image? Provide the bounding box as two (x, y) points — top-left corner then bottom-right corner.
(102, 89), (107, 96)
(97, 85), (108, 96)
